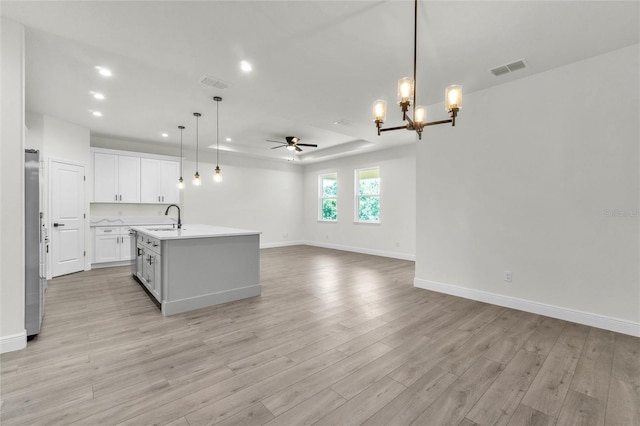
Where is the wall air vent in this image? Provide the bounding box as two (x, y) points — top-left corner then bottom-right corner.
(490, 59), (527, 77)
(199, 74), (231, 90)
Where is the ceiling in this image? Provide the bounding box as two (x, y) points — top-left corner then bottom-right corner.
(2, 1), (638, 163)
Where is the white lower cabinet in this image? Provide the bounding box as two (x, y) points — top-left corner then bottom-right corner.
(135, 233), (161, 301)
(93, 227), (134, 264)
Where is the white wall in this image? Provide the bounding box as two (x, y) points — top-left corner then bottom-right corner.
(90, 136), (304, 247)
(302, 145), (416, 260)
(415, 44), (639, 335)
(1, 18), (26, 352)
(182, 157), (304, 246)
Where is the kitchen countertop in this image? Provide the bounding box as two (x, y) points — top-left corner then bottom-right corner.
(130, 224), (261, 240)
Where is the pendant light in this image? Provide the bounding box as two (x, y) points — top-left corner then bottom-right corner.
(213, 96), (223, 183)
(192, 112), (201, 186)
(372, 0), (462, 140)
(177, 125), (185, 189)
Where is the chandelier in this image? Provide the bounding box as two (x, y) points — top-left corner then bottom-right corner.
(373, 0), (462, 140)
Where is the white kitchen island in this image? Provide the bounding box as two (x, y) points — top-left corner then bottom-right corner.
(130, 224), (261, 316)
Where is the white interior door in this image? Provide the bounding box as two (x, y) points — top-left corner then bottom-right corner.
(51, 160), (85, 277)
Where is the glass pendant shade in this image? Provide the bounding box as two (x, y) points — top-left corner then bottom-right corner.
(214, 166), (222, 183)
(177, 177), (184, 189)
(445, 85), (463, 111)
(414, 106), (426, 124)
(373, 100), (387, 122)
(192, 172), (201, 186)
(397, 77), (414, 105)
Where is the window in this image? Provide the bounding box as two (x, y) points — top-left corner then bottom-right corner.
(355, 167), (380, 223)
(319, 173), (337, 221)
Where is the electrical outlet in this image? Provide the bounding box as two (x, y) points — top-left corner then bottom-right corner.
(504, 270), (512, 282)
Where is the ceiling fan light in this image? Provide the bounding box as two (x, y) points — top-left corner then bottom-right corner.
(286, 145), (295, 151)
(397, 77), (413, 105)
(445, 85), (463, 111)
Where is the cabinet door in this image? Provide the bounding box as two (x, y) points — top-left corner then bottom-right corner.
(140, 158), (161, 203)
(160, 161), (180, 204)
(95, 235), (120, 262)
(94, 153), (118, 202)
(135, 242), (143, 278)
(152, 253), (162, 300)
(118, 156), (140, 203)
(120, 234), (133, 260)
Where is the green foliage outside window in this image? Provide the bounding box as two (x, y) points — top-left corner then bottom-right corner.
(356, 168), (380, 222)
(320, 174), (337, 221)
(322, 199), (337, 220)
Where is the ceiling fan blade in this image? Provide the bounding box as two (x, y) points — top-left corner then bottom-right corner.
(296, 143), (318, 147)
(266, 140), (284, 144)
(271, 145), (285, 149)
(295, 146), (303, 152)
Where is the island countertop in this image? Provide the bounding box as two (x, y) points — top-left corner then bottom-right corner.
(130, 224), (261, 240)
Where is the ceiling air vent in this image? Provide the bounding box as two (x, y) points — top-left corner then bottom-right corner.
(490, 59), (527, 77)
(199, 74), (231, 90)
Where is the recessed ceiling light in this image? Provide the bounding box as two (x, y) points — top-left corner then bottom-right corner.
(161, 133), (169, 138)
(240, 60), (252, 73)
(95, 66), (112, 77)
(92, 111), (103, 117)
(92, 92), (105, 100)
(226, 137), (232, 142)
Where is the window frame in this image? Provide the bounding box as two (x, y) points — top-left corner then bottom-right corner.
(354, 166), (380, 224)
(318, 172), (338, 222)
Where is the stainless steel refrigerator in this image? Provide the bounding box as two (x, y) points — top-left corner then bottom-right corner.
(25, 149), (47, 337)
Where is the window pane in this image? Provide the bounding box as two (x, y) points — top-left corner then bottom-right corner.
(359, 177), (379, 196)
(358, 196), (379, 222)
(322, 176), (337, 197)
(322, 199), (337, 220)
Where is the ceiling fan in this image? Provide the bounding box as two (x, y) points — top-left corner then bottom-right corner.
(266, 136), (317, 152)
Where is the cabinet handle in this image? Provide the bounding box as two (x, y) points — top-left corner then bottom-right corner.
(137, 248), (143, 256)
(103, 229), (112, 233)
(115, 194), (118, 201)
(162, 196), (164, 202)
(158, 196), (160, 202)
(119, 194), (122, 201)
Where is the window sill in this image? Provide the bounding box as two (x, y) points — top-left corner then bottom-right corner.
(318, 220), (338, 223)
(353, 221), (380, 225)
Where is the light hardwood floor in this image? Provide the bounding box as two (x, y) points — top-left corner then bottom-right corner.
(1, 245), (638, 425)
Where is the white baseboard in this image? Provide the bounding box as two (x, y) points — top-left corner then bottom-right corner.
(414, 278), (639, 337)
(260, 240), (306, 249)
(0, 330), (27, 354)
(303, 241), (416, 261)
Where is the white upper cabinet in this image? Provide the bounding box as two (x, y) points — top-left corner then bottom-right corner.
(92, 148), (179, 204)
(94, 152), (140, 203)
(117, 155), (141, 203)
(141, 158), (180, 204)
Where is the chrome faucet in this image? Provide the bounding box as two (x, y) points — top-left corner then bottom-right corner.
(164, 204), (181, 229)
